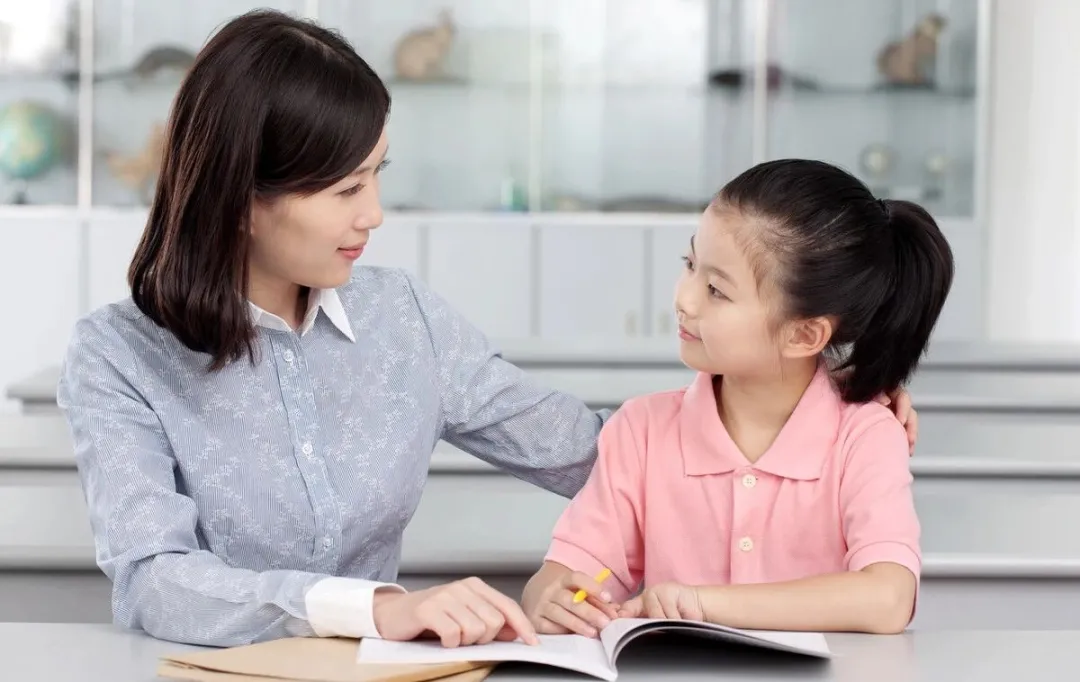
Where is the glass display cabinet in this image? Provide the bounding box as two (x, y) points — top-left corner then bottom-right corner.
(0, 0), (991, 219)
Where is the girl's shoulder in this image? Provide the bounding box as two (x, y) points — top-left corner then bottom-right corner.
(617, 384), (695, 426)
(835, 399), (910, 466)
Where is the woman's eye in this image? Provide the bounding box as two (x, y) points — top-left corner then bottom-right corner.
(681, 256), (693, 270)
(340, 184), (362, 197)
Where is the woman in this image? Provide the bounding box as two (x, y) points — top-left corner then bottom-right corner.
(56, 10), (918, 649)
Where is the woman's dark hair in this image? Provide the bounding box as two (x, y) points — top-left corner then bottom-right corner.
(715, 159), (954, 403)
(128, 9), (390, 371)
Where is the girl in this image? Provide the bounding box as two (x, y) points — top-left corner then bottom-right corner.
(522, 159), (952, 637)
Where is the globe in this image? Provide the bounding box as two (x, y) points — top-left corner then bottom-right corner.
(0, 101), (63, 182)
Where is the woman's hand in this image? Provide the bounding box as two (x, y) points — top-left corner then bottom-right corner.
(617, 583), (704, 622)
(875, 388), (919, 455)
(372, 577), (539, 647)
(522, 568), (620, 638)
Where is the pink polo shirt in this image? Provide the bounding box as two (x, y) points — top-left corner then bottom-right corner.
(545, 365), (921, 605)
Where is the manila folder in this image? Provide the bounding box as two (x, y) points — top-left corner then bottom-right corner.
(157, 636), (495, 682)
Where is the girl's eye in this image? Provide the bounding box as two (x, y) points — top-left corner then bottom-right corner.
(340, 184), (362, 197)
(681, 256), (693, 270)
(708, 285), (727, 300)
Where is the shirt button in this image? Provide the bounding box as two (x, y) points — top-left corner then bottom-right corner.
(742, 474), (757, 488)
(322, 536), (332, 548)
(301, 442), (313, 455)
(282, 350), (294, 363)
(738, 536), (754, 552)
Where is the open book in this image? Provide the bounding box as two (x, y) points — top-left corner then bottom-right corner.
(357, 618), (831, 681)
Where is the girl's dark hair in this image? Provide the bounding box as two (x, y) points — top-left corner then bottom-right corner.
(128, 9), (390, 371)
(716, 159), (954, 403)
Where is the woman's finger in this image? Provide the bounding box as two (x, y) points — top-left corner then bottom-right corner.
(443, 601), (489, 646)
(891, 390), (912, 423)
(464, 578), (540, 645)
(905, 407), (919, 454)
(421, 609), (464, 648)
(495, 623), (524, 641)
(464, 598), (508, 645)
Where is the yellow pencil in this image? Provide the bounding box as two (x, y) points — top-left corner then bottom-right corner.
(573, 568), (611, 603)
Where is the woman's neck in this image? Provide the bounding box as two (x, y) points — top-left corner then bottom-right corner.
(715, 359), (819, 463)
(247, 272), (309, 330)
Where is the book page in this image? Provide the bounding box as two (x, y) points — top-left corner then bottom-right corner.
(357, 634), (617, 681)
(599, 618), (831, 659)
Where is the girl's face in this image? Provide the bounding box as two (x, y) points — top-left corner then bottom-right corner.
(674, 208), (788, 378)
(248, 128), (389, 293)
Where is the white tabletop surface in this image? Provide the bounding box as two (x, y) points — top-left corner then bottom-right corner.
(4, 623), (1080, 681)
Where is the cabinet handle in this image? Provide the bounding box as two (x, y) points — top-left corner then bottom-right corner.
(625, 312), (638, 336)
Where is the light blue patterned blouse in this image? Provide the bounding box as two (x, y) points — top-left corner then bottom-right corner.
(56, 266), (607, 647)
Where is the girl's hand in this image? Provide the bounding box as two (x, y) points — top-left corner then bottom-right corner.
(875, 388), (918, 455)
(523, 570), (620, 638)
(372, 577), (539, 648)
(617, 583), (704, 621)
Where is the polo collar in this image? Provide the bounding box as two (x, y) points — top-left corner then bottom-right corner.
(679, 363), (840, 480)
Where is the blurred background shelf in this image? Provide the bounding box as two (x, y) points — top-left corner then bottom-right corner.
(0, 0), (989, 214)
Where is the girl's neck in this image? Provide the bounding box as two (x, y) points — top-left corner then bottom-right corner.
(715, 359), (819, 463)
(247, 271), (309, 330)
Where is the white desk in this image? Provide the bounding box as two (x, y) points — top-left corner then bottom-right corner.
(4, 623), (1080, 681)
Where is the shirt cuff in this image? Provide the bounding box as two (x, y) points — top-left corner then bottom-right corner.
(848, 540), (921, 579)
(304, 577), (406, 639)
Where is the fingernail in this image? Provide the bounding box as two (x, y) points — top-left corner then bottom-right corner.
(601, 591), (612, 602)
(598, 616), (610, 628)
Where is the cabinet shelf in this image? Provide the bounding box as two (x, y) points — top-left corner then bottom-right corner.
(387, 80), (975, 99)
(0, 0), (991, 218)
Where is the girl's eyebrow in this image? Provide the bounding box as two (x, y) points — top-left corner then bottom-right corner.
(689, 236), (738, 288)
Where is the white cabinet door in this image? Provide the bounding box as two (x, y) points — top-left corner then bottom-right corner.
(648, 223), (697, 338)
(929, 218), (982, 341)
(358, 215), (421, 276)
(88, 212), (146, 310)
(0, 215), (81, 412)
(538, 224), (647, 341)
(426, 221), (533, 340)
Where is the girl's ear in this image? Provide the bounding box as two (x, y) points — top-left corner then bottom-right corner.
(780, 316), (833, 359)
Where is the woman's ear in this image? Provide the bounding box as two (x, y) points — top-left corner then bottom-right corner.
(249, 197), (275, 237)
(780, 316), (833, 359)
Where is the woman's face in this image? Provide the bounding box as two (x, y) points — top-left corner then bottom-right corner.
(248, 128), (389, 292)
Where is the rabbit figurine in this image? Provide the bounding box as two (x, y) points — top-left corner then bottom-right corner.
(393, 9), (456, 81)
(877, 13), (946, 86)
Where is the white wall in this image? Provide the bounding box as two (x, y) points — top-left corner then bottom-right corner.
(986, 0), (1080, 342)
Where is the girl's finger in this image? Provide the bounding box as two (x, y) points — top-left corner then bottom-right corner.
(542, 601), (597, 638)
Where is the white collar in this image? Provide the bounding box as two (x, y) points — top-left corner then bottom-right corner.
(247, 288), (356, 343)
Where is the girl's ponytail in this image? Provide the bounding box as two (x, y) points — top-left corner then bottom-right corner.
(838, 199), (954, 403)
